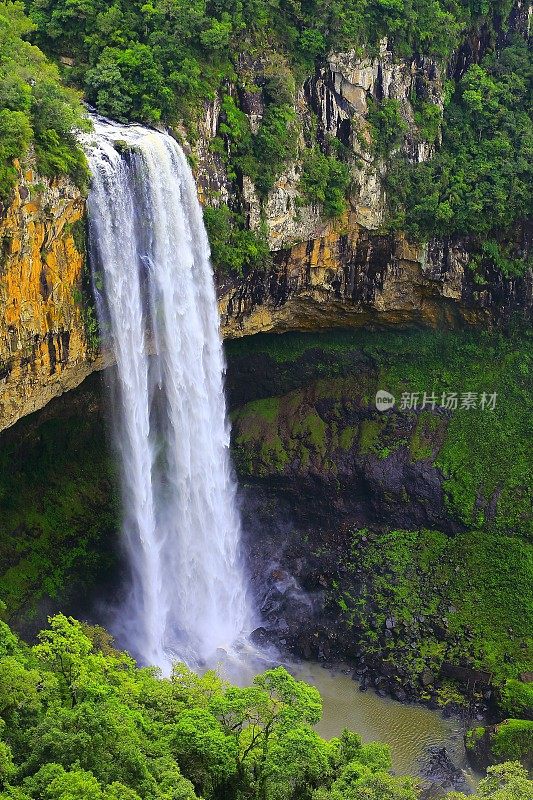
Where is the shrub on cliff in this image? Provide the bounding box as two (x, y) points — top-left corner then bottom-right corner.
(491, 721), (533, 765)
(0, 109), (31, 200)
(203, 205), (271, 276)
(300, 148), (351, 218)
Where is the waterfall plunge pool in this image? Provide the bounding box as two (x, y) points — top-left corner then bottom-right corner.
(292, 662), (475, 782)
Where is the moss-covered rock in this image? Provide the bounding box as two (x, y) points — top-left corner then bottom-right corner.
(0, 373), (119, 630)
(229, 328), (532, 708)
(331, 528), (533, 696)
(466, 720), (533, 771)
(229, 328), (532, 535)
(499, 680), (533, 720)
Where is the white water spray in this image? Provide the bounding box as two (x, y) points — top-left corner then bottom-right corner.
(83, 117), (250, 670)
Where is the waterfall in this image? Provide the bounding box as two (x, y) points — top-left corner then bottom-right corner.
(82, 117), (250, 670)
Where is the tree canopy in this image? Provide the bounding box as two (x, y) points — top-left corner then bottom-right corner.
(0, 1), (88, 200)
(0, 614), (532, 800)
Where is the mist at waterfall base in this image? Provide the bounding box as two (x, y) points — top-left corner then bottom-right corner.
(83, 117), (254, 674)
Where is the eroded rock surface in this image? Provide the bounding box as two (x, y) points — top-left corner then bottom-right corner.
(0, 160), (105, 432)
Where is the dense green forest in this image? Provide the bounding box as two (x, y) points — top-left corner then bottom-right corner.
(0, 1), (531, 274)
(0, 613), (531, 800)
(26, 0), (516, 121)
(0, 1), (87, 200)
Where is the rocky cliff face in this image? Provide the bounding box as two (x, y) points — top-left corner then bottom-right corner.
(219, 218), (532, 338)
(1, 14), (531, 431)
(208, 38), (532, 336)
(0, 159), (103, 432)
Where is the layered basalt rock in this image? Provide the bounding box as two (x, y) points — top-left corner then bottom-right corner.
(219, 220), (533, 338)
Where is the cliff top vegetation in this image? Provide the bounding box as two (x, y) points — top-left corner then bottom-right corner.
(0, 1), (88, 201)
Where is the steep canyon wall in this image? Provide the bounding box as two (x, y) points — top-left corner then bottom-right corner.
(1, 19), (531, 432)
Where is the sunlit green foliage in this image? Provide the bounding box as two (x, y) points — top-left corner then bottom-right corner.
(27, 0), (484, 131)
(203, 205), (271, 276)
(499, 680), (533, 720)
(388, 37), (532, 253)
(0, 614), (531, 799)
(490, 721), (533, 763)
(299, 149), (351, 217)
(367, 99), (408, 156)
(16, 0), (530, 264)
(0, 613), (425, 800)
(0, 2), (88, 199)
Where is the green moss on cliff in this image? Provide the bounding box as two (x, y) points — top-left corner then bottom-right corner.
(491, 720), (533, 763)
(334, 529), (533, 692)
(499, 680), (533, 719)
(228, 327), (532, 536)
(229, 326), (533, 706)
(358, 419), (383, 455)
(409, 413), (441, 461)
(0, 380), (118, 622)
(232, 384), (340, 476)
(294, 411), (327, 454)
(339, 425), (357, 450)
(251, 397), (280, 424)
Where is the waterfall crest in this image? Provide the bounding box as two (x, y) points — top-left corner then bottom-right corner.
(83, 118), (250, 670)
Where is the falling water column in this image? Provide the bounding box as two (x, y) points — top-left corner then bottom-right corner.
(84, 118), (250, 669)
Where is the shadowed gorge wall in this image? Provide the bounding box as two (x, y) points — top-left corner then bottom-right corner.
(0, 329), (530, 710)
(0, 371), (118, 631)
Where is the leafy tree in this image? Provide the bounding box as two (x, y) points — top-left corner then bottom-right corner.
(0, 742), (15, 789)
(33, 614), (93, 706)
(367, 98), (408, 157)
(171, 709), (237, 797)
(0, 614), (532, 800)
(314, 769), (418, 800)
(445, 761), (532, 800)
(203, 206), (271, 276)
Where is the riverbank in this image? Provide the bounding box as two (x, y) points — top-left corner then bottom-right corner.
(292, 662), (478, 789)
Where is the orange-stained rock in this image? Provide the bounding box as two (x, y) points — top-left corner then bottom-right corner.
(0, 160), (106, 432)
(218, 214), (530, 339)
